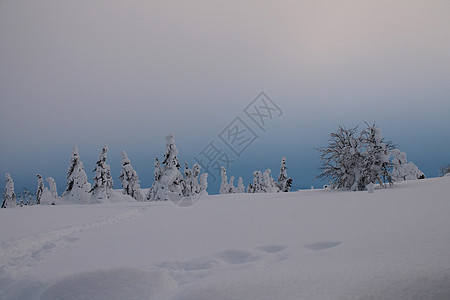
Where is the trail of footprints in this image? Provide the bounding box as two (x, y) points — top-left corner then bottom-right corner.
(0, 207), (149, 278)
(159, 241), (342, 286)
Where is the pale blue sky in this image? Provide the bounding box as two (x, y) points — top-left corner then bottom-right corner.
(1, 0), (449, 195)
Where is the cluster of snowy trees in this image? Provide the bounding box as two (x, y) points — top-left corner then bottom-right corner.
(2, 125), (431, 207)
(1, 173), (58, 208)
(2, 133), (207, 207)
(317, 123), (425, 191)
(146, 133), (208, 201)
(219, 157), (292, 194)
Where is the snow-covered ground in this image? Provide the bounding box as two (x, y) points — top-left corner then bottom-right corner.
(1, 177), (450, 299)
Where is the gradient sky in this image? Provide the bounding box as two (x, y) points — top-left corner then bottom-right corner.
(1, 0), (449, 195)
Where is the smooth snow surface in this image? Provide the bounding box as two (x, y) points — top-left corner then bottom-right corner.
(1, 177), (450, 299)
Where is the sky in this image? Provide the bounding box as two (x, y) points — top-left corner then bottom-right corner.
(1, 0), (449, 196)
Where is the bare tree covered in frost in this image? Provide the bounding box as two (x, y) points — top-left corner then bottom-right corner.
(90, 146), (113, 203)
(36, 174), (44, 205)
(391, 149), (425, 181)
(237, 177), (246, 193)
(360, 124), (394, 188)
(63, 147), (90, 204)
(317, 124), (395, 191)
(439, 164), (450, 177)
(317, 126), (361, 190)
(147, 133), (207, 201)
(119, 151), (143, 201)
(277, 157), (293, 192)
(2, 173), (16, 208)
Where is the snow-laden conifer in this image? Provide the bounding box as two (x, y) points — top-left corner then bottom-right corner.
(43, 177), (58, 205)
(119, 151), (143, 201)
(248, 171), (264, 193)
(36, 174), (44, 205)
(146, 134), (184, 201)
(229, 176), (236, 194)
(183, 163), (203, 196)
(147, 134), (208, 201)
(199, 173), (208, 195)
(262, 169), (280, 193)
(2, 173), (16, 208)
(220, 167), (230, 194)
(277, 157), (292, 192)
(63, 147), (90, 204)
(90, 146), (113, 203)
(236, 177), (246, 193)
(391, 149), (425, 181)
(46, 177), (58, 199)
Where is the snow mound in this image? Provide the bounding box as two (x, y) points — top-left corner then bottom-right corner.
(55, 190), (136, 205)
(40, 268), (177, 300)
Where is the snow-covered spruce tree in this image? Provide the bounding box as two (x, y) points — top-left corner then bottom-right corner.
(262, 169), (280, 193)
(277, 157), (293, 192)
(2, 173), (17, 208)
(22, 188), (33, 206)
(220, 166), (230, 194)
(191, 163), (202, 194)
(146, 133), (184, 201)
(390, 149), (425, 181)
(62, 147), (90, 204)
(183, 162), (203, 196)
(46, 177), (58, 199)
(199, 173), (208, 195)
(183, 162), (191, 196)
(247, 170), (265, 193)
(119, 151), (143, 201)
(237, 177), (246, 193)
(4, 176), (17, 207)
(36, 174), (44, 205)
(45, 177), (58, 205)
(146, 157), (162, 201)
(229, 176), (236, 194)
(90, 146), (113, 203)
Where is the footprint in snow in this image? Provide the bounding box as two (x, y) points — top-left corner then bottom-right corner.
(305, 241), (342, 251)
(219, 249), (260, 265)
(258, 245), (286, 254)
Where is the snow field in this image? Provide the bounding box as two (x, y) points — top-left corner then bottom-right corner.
(1, 177), (449, 299)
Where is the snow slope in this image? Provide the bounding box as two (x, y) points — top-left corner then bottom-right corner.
(1, 177), (450, 299)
